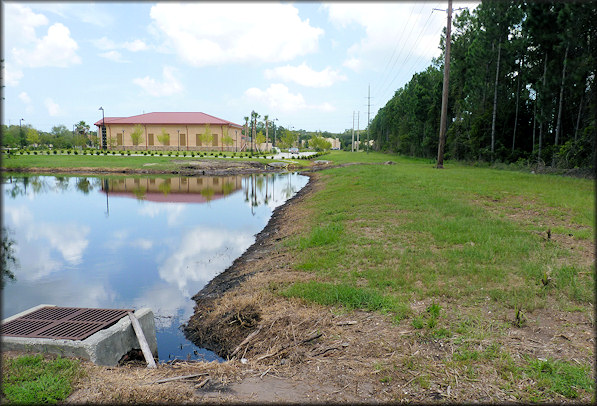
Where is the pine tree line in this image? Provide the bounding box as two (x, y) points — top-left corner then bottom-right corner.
(369, 1), (596, 169)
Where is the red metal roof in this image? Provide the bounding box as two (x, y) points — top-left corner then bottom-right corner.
(94, 112), (242, 128)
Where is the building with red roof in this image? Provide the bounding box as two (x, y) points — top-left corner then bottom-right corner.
(94, 112), (245, 151)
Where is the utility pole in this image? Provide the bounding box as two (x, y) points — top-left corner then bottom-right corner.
(436, 0), (452, 169)
(352, 111), (355, 152)
(357, 111), (360, 152)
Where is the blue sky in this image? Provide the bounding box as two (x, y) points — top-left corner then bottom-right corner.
(2, 1), (476, 134)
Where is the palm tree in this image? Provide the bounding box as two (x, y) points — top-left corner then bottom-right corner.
(251, 111), (260, 154)
(264, 114), (269, 152)
(243, 116), (249, 152)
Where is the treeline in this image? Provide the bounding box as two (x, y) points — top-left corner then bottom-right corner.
(2, 122), (96, 149)
(370, 1), (596, 169)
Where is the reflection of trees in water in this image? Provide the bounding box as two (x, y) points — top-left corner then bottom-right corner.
(3, 175), (101, 197)
(242, 173), (298, 209)
(55, 176), (70, 192)
(1, 226), (18, 288)
(133, 186), (147, 200)
(158, 180), (171, 196)
(76, 177), (92, 194)
(200, 187), (215, 202)
(222, 182), (235, 196)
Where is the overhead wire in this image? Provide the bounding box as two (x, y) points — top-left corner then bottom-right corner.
(373, 2), (428, 102)
(374, 3), (419, 93)
(374, 2), (446, 109)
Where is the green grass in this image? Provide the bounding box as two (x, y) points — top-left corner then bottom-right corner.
(1, 151), (311, 172)
(281, 280), (409, 320)
(1, 354), (83, 404)
(281, 151), (594, 312)
(278, 151), (594, 401)
(522, 356), (594, 400)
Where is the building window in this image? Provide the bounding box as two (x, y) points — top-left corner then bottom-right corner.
(180, 133), (186, 146)
(148, 133), (154, 146)
(212, 134), (218, 147)
(196, 134), (202, 146)
(117, 133), (123, 146)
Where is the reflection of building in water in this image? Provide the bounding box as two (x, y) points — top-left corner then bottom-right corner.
(101, 176), (242, 203)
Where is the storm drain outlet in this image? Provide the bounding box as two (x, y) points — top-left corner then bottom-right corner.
(1, 306), (133, 340)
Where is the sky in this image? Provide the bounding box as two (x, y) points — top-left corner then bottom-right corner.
(2, 1), (477, 134)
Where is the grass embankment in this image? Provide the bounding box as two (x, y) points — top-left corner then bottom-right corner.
(1, 354), (83, 403)
(1, 152), (313, 172)
(280, 151), (594, 401)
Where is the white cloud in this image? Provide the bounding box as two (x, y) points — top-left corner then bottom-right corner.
(2, 63), (24, 86)
(44, 98), (61, 116)
(93, 36), (148, 53)
(3, 4), (49, 46)
(122, 39), (148, 52)
(34, 223), (90, 265)
(19, 92), (31, 104)
(19, 92), (34, 113)
(245, 84), (335, 113)
(131, 238), (153, 250)
(158, 226), (254, 295)
(324, 3), (445, 72)
(12, 22), (81, 68)
(138, 203), (186, 226)
(99, 50), (127, 63)
(4, 205), (90, 280)
(133, 66), (183, 97)
(149, 3), (323, 67)
(265, 63), (347, 88)
(3, 4), (79, 84)
(342, 57), (364, 73)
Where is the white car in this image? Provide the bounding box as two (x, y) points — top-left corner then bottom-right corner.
(289, 147), (299, 154)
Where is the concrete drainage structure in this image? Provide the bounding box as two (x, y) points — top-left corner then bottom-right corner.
(1, 304), (158, 366)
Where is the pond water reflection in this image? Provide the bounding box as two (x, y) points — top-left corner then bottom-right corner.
(2, 172), (308, 362)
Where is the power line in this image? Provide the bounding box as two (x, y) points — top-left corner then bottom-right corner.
(374, 2), (429, 101)
(375, 5), (443, 104)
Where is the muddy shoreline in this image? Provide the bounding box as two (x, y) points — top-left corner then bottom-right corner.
(183, 173), (317, 357)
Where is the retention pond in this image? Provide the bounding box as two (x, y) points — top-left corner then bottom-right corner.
(2, 172), (308, 363)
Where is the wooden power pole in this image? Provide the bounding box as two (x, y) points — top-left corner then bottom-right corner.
(436, 0), (452, 169)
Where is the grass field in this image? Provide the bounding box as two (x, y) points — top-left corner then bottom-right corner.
(279, 151), (594, 401)
(1, 150), (312, 171)
(283, 151), (593, 311)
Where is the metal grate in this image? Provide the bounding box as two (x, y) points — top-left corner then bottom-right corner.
(1, 306), (133, 341)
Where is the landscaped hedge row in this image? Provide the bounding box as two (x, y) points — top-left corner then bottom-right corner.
(7, 149), (277, 159)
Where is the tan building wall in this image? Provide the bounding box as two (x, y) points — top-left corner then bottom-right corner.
(324, 137), (341, 149)
(103, 124), (244, 151)
(104, 176), (243, 200)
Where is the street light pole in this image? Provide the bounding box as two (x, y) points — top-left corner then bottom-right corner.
(273, 118), (278, 147)
(98, 107), (105, 150)
(19, 118), (24, 147)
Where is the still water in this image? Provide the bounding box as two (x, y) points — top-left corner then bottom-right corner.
(2, 172), (308, 362)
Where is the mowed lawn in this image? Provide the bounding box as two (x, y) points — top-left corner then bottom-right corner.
(285, 151), (593, 312)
